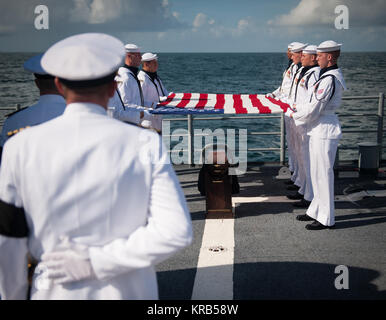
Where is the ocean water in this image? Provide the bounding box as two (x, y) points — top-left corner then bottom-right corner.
(1, 52), (386, 162)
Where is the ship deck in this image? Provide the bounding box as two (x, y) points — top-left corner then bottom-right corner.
(156, 162), (386, 300)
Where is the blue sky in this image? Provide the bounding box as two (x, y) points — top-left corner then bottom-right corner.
(0, 0), (385, 52)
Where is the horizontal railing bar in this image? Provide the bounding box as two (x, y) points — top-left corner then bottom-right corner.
(167, 147), (386, 153)
(342, 96), (379, 100)
(163, 114), (378, 121)
(247, 148), (281, 151)
(165, 133), (281, 138)
(163, 115), (281, 121)
(338, 113), (378, 117)
(249, 132), (281, 135)
(342, 130), (378, 133)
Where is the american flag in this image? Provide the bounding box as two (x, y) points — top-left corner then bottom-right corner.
(151, 93), (291, 114)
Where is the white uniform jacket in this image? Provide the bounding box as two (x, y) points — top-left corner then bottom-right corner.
(107, 66), (149, 125)
(0, 94), (66, 147)
(0, 102), (193, 300)
(292, 68), (347, 139)
(107, 90), (141, 125)
(137, 70), (169, 108)
(272, 62), (300, 100)
(116, 66), (144, 107)
(293, 66), (320, 106)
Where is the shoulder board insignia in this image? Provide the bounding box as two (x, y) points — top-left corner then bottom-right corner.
(6, 126), (31, 138)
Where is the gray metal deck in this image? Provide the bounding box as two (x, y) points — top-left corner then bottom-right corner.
(156, 163), (386, 300)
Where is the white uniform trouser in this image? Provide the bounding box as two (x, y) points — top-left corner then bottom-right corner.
(301, 132), (313, 201)
(285, 115), (295, 174)
(306, 136), (339, 226)
(289, 118), (300, 184)
(294, 124), (306, 196)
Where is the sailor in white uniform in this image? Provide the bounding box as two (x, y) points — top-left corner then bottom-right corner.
(268, 42), (306, 193)
(0, 33), (192, 300)
(289, 45), (320, 208)
(267, 42), (299, 100)
(290, 40), (346, 230)
(107, 43), (153, 128)
(0, 54), (65, 156)
(284, 42), (308, 192)
(138, 53), (169, 133)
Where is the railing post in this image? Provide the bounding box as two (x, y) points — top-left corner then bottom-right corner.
(280, 112), (285, 165)
(187, 114), (194, 166)
(377, 92), (384, 163)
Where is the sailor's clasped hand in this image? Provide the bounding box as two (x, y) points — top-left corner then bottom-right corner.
(41, 237), (96, 285)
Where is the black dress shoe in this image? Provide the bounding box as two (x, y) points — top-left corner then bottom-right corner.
(286, 192), (303, 200)
(296, 214), (314, 221)
(305, 221), (334, 230)
(284, 180), (294, 185)
(287, 184), (300, 191)
(293, 199), (311, 208)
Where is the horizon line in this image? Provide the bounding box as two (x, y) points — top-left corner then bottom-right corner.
(1, 50), (386, 54)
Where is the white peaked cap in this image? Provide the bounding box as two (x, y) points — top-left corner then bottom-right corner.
(41, 33), (125, 84)
(24, 53), (49, 75)
(142, 52), (158, 62)
(302, 45), (317, 55)
(288, 42), (297, 49)
(317, 40), (342, 52)
(125, 43), (141, 53)
(291, 42), (308, 53)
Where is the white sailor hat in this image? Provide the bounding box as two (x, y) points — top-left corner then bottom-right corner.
(142, 52), (158, 62)
(125, 43), (141, 53)
(41, 33), (125, 88)
(24, 53), (49, 75)
(317, 40), (342, 52)
(291, 42), (308, 53)
(288, 42), (297, 49)
(302, 45), (317, 55)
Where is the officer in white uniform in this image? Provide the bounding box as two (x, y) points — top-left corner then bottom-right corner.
(138, 53), (169, 133)
(0, 33), (192, 299)
(0, 54), (65, 155)
(289, 45), (320, 208)
(107, 43), (153, 128)
(290, 40), (346, 230)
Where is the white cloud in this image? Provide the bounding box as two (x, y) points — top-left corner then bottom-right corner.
(269, 0), (386, 27)
(192, 13), (255, 38)
(232, 17), (254, 36)
(193, 13), (209, 29)
(0, 0), (185, 34)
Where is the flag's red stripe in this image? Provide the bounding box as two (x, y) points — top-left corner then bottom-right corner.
(265, 96), (291, 112)
(214, 94), (225, 109)
(158, 92), (176, 106)
(176, 93), (192, 108)
(249, 95), (271, 114)
(195, 93), (208, 109)
(233, 94), (248, 114)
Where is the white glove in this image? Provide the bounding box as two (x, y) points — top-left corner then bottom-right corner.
(266, 93), (274, 98)
(284, 108), (293, 118)
(41, 238), (96, 285)
(140, 109), (153, 128)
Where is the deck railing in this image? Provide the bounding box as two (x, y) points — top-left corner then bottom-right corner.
(1, 93), (384, 165)
(162, 93), (385, 165)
